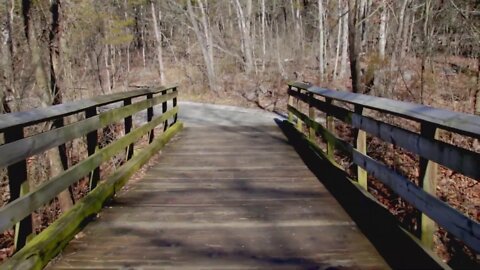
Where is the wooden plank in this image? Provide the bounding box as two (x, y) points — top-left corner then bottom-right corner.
(44, 124), (390, 270)
(351, 149), (480, 253)
(354, 105), (368, 190)
(289, 82), (480, 139)
(0, 107), (178, 233)
(124, 98), (134, 160)
(0, 91), (177, 169)
(325, 98), (335, 158)
(290, 89), (480, 180)
(0, 86), (177, 133)
(1, 122), (183, 270)
(286, 108), (480, 253)
(86, 107), (100, 191)
(147, 94), (154, 143)
(419, 123), (439, 249)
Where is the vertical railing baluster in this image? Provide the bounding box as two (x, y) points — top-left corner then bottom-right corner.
(296, 88), (302, 131)
(162, 90), (168, 131)
(325, 98), (335, 158)
(172, 87), (178, 125)
(86, 107), (100, 190)
(288, 85), (294, 123)
(308, 92), (315, 139)
(147, 93), (155, 143)
(124, 98), (134, 160)
(354, 105), (367, 190)
(5, 126), (33, 250)
(419, 122), (439, 249)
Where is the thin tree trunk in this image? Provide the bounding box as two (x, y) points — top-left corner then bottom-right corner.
(186, 0), (217, 92)
(348, 0), (362, 93)
(318, 0), (325, 80)
(378, 0), (387, 59)
(261, 0), (266, 71)
(151, 1), (166, 85)
(333, 0), (342, 79)
(49, 0), (73, 212)
(339, 0), (349, 78)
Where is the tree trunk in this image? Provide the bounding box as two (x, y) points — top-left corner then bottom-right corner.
(261, 0), (266, 71)
(186, 0), (217, 92)
(348, 0), (362, 93)
(378, 0), (387, 59)
(49, 0), (73, 212)
(318, 0), (325, 80)
(234, 0), (254, 74)
(151, 1), (166, 85)
(339, 0), (349, 78)
(333, 0), (342, 79)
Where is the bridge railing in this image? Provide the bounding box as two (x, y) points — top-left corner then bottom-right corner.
(0, 85), (183, 268)
(287, 81), (480, 254)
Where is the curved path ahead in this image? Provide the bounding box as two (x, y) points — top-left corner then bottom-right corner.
(48, 102), (389, 269)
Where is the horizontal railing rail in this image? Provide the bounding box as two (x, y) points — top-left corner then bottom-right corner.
(287, 82), (480, 255)
(0, 85), (183, 269)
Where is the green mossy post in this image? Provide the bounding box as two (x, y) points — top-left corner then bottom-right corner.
(288, 85), (294, 123)
(354, 105), (367, 190)
(419, 122), (439, 250)
(308, 93), (315, 140)
(325, 98), (336, 159)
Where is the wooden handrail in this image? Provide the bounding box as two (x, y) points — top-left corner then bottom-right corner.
(289, 81), (480, 139)
(287, 82), (480, 254)
(0, 85), (176, 132)
(0, 86), (183, 269)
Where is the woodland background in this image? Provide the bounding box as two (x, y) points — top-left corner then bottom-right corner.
(0, 0), (479, 268)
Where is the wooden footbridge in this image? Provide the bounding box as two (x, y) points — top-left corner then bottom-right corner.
(0, 83), (479, 269)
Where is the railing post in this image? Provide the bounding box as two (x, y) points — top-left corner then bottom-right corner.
(354, 105), (367, 190)
(4, 126), (33, 250)
(172, 87), (178, 125)
(124, 98), (134, 160)
(288, 85), (294, 123)
(162, 90), (168, 131)
(86, 107), (100, 190)
(296, 89), (302, 131)
(147, 93), (155, 143)
(325, 98), (336, 158)
(308, 92), (315, 139)
(419, 122), (439, 249)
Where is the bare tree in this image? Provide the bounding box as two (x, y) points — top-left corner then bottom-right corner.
(151, 1), (166, 85)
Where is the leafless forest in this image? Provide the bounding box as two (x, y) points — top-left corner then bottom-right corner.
(0, 0), (479, 267)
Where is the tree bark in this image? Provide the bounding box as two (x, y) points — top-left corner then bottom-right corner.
(348, 0), (363, 93)
(186, 0), (217, 92)
(378, 0), (387, 59)
(151, 1), (166, 85)
(49, 0), (74, 212)
(339, 0), (349, 78)
(318, 0), (325, 80)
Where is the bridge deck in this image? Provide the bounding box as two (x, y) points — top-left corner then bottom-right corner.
(48, 104), (389, 269)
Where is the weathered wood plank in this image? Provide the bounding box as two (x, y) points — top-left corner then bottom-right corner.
(0, 122), (183, 270)
(285, 109), (480, 253)
(289, 82), (480, 139)
(46, 124), (389, 270)
(0, 107), (178, 233)
(0, 86), (177, 132)
(289, 89), (480, 180)
(0, 92), (177, 168)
